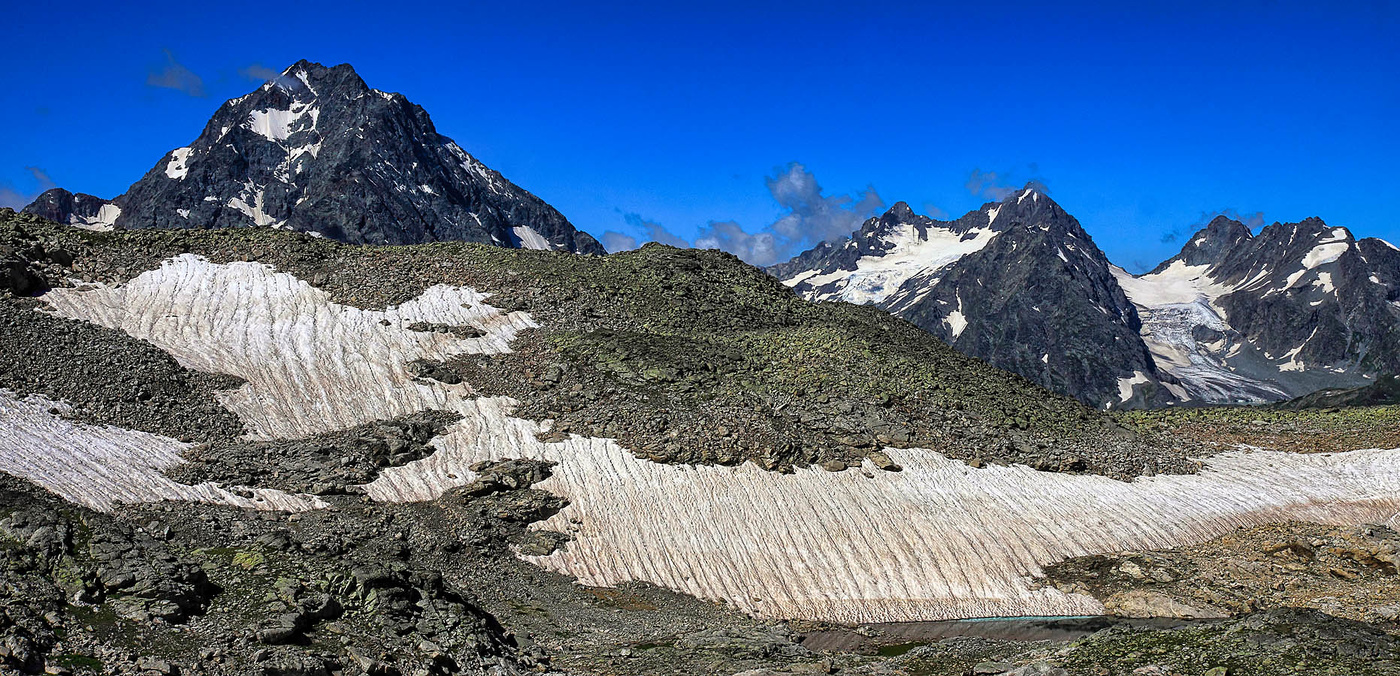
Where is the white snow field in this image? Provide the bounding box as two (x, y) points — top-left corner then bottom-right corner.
(8, 254), (1398, 623)
(0, 391), (324, 513)
(783, 222), (999, 306)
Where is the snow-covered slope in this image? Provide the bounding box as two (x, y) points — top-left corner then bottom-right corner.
(775, 202), (1001, 306)
(22, 60), (604, 253)
(14, 254), (1400, 624)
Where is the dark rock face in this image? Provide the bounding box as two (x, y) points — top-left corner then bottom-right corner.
(770, 187), (1171, 409)
(23, 60), (604, 254)
(1275, 374), (1400, 410)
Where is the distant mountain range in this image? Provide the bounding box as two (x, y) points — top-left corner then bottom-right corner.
(771, 187), (1400, 409)
(23, 60), (604, 254)
(20, 61), (1397, 410)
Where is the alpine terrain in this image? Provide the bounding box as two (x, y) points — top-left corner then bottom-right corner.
(3, 58), (1400, 676)
(4, 204), (1400, 675)
(22, 61), (604, 254)
(772, 187), (1400, 409)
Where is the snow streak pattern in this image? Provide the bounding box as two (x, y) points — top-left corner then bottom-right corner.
(23, 256), (1400, 623)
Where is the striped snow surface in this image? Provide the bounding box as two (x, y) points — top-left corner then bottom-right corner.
(42, 254), (536, 441)
(0, 391), (324, 513)
(27, 254), (1400, 623)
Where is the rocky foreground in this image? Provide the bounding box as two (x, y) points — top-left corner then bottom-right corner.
(2, 209), (1400, 675)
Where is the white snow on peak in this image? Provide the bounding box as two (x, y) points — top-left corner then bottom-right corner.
(419, 184), (436, 195)
(1114, 261), (1220, 307)
(445, 142), (507, 195)
(512, 226), (554, 251)
(782, 270), (820, 288)
(246, 101), (319, 142)
(289, 142), (322, 164)
(1111, 263), (1286, 405)
(176, 209), (190, 219)
(1313, 272), (1336, 294)
(294, 70), (316, 95)
(1016, 188), (1039, 204)
(1318, 227), (1350, 244)
(986, 206), (1002, 225)
(165, 147), (192, 180)
(1380, 239), (1400, 251)
(1371, 275), (1384, 285)
(790, 223), (1000, 306)
(1293, 239), (1349, 268)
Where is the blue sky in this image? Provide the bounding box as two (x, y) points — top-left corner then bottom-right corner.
(2, 0), (1395, 271)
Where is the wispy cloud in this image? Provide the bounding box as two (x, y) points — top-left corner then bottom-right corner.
(146, 49), (206, 97)
(694, 220), (780, 266)
(0, 166), (56, 210)
(607, 163), (885, 266)
(1161, 208), (1266, 244)
(239, 62), (307, 91)
(765, 162), (884, 247)
(599, 231), (639, 253)
(965, 164), (1048, 201)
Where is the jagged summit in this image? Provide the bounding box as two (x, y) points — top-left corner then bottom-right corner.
(769, 186), (1167, 409)
(882, 201), (918, 220)
(24, 60), (604, 254)
(1117, 212), (1397, 405)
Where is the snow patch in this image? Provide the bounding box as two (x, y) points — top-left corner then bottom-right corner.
(801, 224), (1000, 306)
(512, 226), (554, 251)
(34, 256), (1400, 624)
(246, 101), (319, 142)
(944, 294), (968, 340)
(227, 183), (280, 227)
(1302, 241), (1349, 269)
(165, 147), (192, 180)
(0, 391), (323, 513)
(1117, 371), (1150, 403)
(69, 204), (121, 232)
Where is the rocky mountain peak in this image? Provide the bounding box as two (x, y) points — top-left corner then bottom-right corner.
(982, 184), (1070, 229)
(23, 60), (605, 254)
(1159, 215), (1254, 271)
(883, 201), (917, 221)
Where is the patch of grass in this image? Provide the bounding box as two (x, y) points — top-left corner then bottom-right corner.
(231, 550), (266, 570)
(54, 654), (104, 672)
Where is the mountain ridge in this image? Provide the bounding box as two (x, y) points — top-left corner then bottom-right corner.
(772, 188), (1400, 408)
(23, 60), (604, 254)
(771, 185), (1178, 409)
